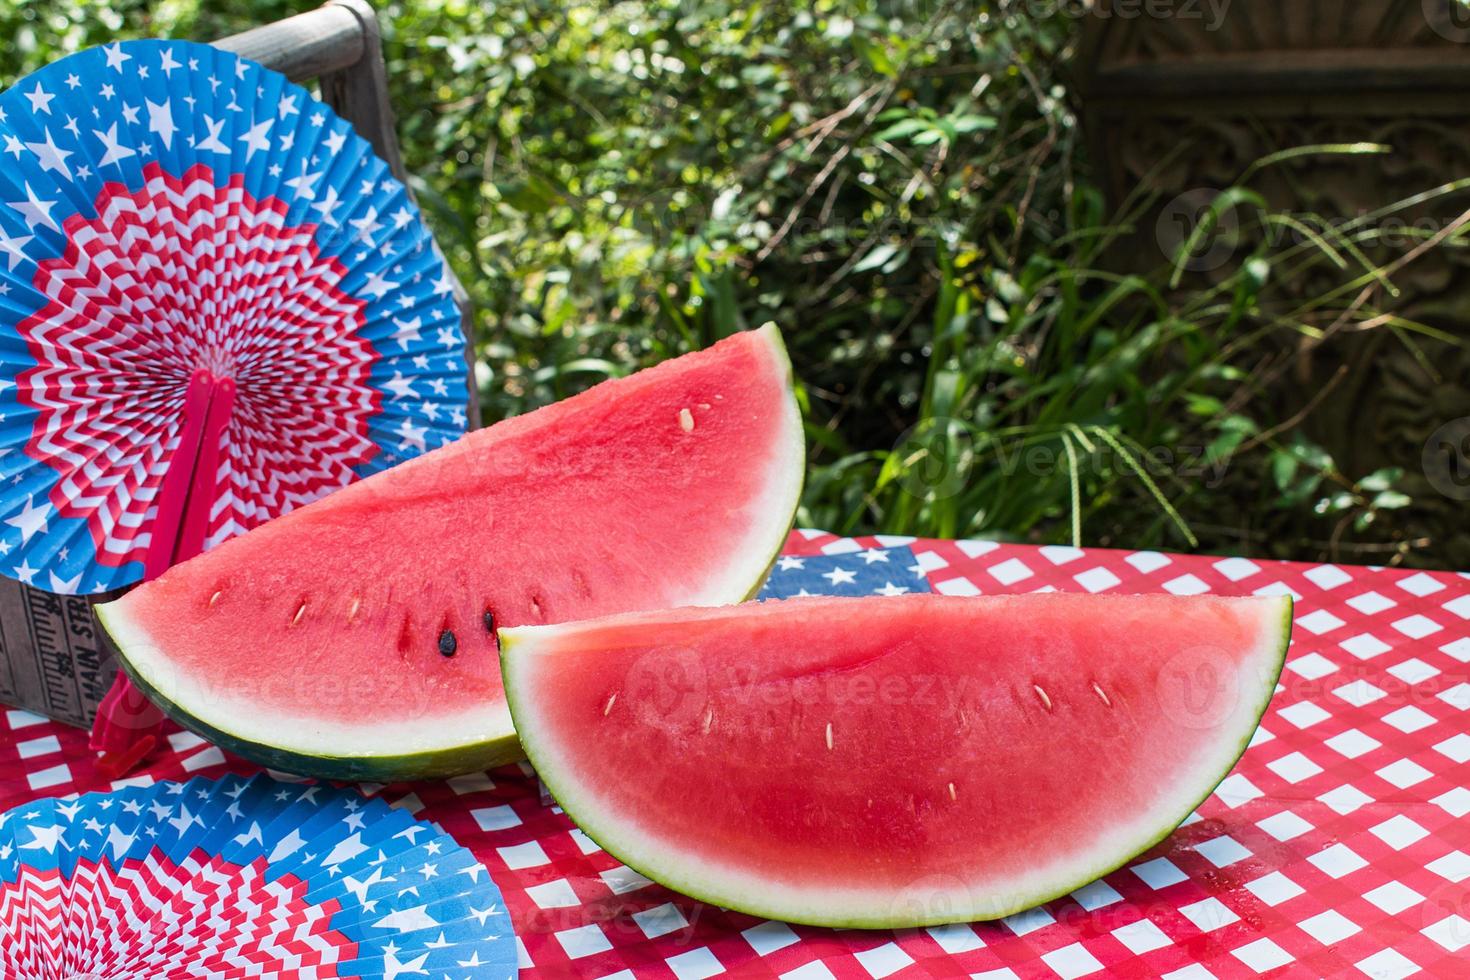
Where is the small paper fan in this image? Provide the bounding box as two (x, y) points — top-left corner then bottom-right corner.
(0, 39), (470, 596)
(0, 774), (516, 977)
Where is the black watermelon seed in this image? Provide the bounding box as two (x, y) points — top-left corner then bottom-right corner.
(483, 610), (496, 634)
(438, 629), (457, 657)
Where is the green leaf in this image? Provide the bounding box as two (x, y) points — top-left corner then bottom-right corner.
(873, 118), (931, 143)
(950, 114), (997, 134)
(1185, 394), (1225, 417)
(852, 242), (901, 273)
(1271, 451), (1299, 490)
(494, 174), (561, 214)
(853, 36), (897, 78)
(1357, 467), (1403, 493)
(1371, 490), (1412, 510)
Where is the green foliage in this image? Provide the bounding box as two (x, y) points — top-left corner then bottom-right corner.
(0, 0), (303, 72)
(3, 0), (1463, 566)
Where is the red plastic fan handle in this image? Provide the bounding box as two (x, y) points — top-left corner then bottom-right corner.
(93, 370), (231, 767)
(177, 377), (236, 563)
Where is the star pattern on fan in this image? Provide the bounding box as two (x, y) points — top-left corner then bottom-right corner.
(0, 774), (516, 978)
(0, 39), (469, 593)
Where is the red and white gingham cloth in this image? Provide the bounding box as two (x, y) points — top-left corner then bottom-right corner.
(2, 531), (1467, 979)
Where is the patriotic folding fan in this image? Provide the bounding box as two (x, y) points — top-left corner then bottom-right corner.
(0, 774), (517, 978)
(0, 40), (468, 755)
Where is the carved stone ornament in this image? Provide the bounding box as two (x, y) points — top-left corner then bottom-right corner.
(1076, 0), (1470, 564)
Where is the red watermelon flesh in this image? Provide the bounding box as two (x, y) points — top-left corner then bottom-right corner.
(501, 593), (1291, 927)
(97, 325), (803, 779)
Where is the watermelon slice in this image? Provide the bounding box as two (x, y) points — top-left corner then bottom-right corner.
(500, 593), (1291, 927)
(95, 326), (804, 780)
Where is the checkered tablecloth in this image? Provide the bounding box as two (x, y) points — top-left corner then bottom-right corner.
(2, 531), (1468, 979)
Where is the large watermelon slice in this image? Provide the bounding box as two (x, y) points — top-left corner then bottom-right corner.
(96, 326), (804, 780)
(501, 593), (1291, 927)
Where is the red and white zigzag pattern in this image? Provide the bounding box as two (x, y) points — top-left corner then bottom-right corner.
(0, 853), (354, 978)
(17, 163), (380, 568)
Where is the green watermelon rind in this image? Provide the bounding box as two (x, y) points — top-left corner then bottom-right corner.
(96, 600), (526, 781)
(500, 596), (1293, 929)
(96, 324), (806, 782)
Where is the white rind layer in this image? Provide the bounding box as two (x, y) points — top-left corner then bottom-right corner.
(685, 323), (806, 606)
(97, 597), (517, 759)
(501, 595), (1292, 928)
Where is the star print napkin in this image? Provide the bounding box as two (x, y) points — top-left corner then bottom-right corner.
(757, 546), (933, 600)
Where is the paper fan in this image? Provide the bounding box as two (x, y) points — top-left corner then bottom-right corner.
(0, 774), (516, 978)
(0, 38), (468, 597)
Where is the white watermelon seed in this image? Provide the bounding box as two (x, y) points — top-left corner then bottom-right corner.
(208, 590), (221, 608)
(1033, 684), (1052, 711)
(824, 722), (834, 750)
(1092, 682), (1112, 707)
(947, 782), (957, 801)
(348, 598), (361, 623)
(291, 602), (307, 626)
(678, 408), (695, 432)
(701, 707), (713, 734)
(603, 693), (617, 716)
